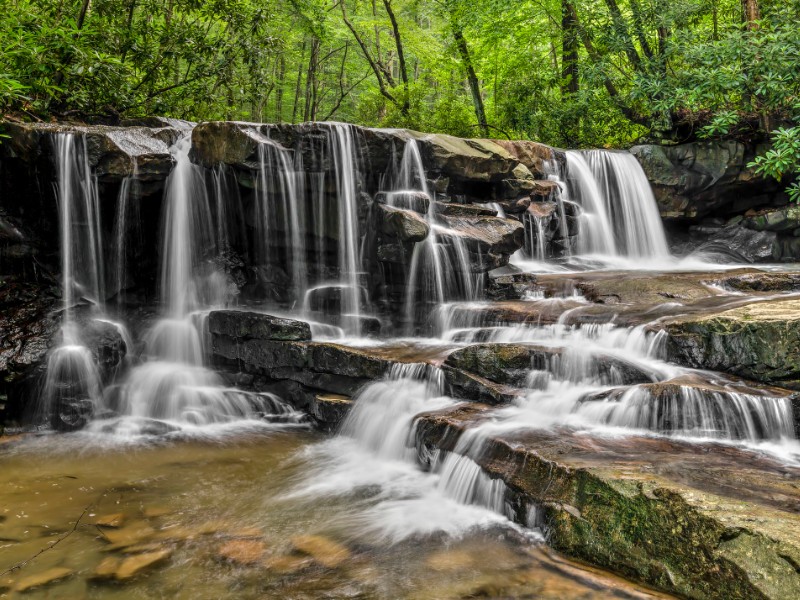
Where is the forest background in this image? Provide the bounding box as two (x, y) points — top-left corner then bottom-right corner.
(1, 0), (798, 194)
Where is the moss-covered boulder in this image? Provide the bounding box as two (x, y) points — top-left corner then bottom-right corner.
(663, 298), (800, 390)
(415, 404), (800, 600)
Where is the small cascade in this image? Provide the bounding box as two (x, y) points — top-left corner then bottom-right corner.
(523, 211), (547, 261)
(112, 167), (138, 303)
(54, 134), (105, 314)
(563, 152), (617, 256)
(577, 384), (797, 440)
(328, 123), (364, 335)
(97, 132), (298, 434)
(41, 134), (106, 429)
(293, 365), (521, 542)
(394, 139), (479, 333)
(255, 140), (308, 303)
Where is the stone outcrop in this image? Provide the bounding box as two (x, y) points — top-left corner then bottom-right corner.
(663, 297), (800, 390)
(415, 403), (800, 600)
(630, 141), (784, 222)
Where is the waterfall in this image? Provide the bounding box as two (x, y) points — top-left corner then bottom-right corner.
(54, 134), (105, 318)
(255, 140), (308, 303)
(96, 132), (298, 434)
(564, 150), (670, 260)
(40, 134), (106, 429)
(329, 123), (364, 335)
(394, 138), (479, 333)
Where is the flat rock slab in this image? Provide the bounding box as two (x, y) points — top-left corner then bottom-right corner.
(208, 310), (311, 341)
(415, 404), (800, 600)
(663, 297), (800, 390)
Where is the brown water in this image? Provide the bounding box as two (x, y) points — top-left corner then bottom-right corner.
(0, 429), (672, 599)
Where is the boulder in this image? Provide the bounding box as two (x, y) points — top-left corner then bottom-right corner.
(696, 225), (777, 263)
(438, 215), (525, 256)
(378, 205), (429, 242)
(309, 394), (352, 431)
(190, 121), (266, 168)
(432, 202), (497, 217)
(492, 140), (560, 178)
(413, 133), (520, 182)
(744, 206), (800, 232)
(445, 343), (653, 388)
(374, 190), (431, 214)
(663, 298), (800, 389)
(630, 141), (783, 221)
(1, 122), (177, 181)
(441, 364), (526, 405)
(207, 310), (311, 342)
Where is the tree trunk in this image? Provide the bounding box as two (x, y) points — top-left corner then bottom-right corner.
(452, 26), (488, 136)
(561, 1), (579, 96)
(382, 0), (410, 114)
(275, 54), (285, 122)
(742, 0), (760, 29)
(292, 40), (307, 123)
(561, 0), (580, 144)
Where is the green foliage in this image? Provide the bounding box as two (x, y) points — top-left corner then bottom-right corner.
(0, 0), (797, 192)
(749, 127), (800, 203)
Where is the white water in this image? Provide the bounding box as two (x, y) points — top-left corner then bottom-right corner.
(41, 135), (106, 427)
(291, 365), (528, 543)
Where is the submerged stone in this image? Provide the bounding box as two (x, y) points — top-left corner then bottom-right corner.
(217, 539), (267, 565)
(290, 535), (350, 568)
(13, 567), (73, 592)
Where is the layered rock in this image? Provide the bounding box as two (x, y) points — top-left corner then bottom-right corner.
(663, 297), (800, 390)
(630, 140), (784, 221)
(415, 404), (800, 600)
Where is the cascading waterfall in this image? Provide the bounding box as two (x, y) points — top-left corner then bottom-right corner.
(292, 364), (524, 542)
(96, 132), (298, 433)
(40, 134), (106, 429)
(563, 150), (670, 260)
(395, 138), (478, 333)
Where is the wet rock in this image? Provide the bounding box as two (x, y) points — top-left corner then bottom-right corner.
(718, 272), (800, 293)
(377, 205), (429, 242)
(497, 196), (532, 215)
(290, 535), (350, 568)
(208, 310), (311, 342)
(190, 121), (266, 168)
(743, 206), (800, 232)
(309, 394), (352, 431)
(696, 225), (778, 263)
(217, 539), (267, 565)
(438, 215), (525, 257)
(100, 521), (156, 549)
(13, 567), (72, 592)
(415, 404), (800, 600)
(529, 179), (560, 199)
(114, 549), (172, 579)
(446, 343), (652, 388)
(94, 513), (126, 528)
(304, 285), (369, 315)
(486, 266), (539, 301)
(493, 140), (559, 179)
(374, 191), (430, 214)
(663, 298), (800, 390)
(414, 134), (520, 183)
(432, 202), (497, 217)
(441, 364), (526, 405)
(263, 554), (314, 574)
(631, 141), (783, 221)
(2, 122), (176, 181)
